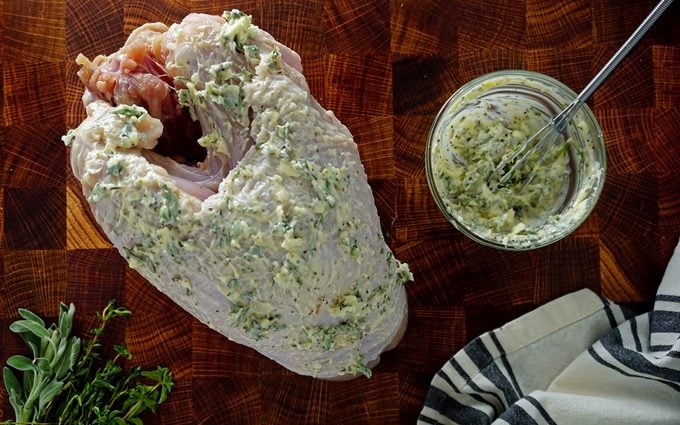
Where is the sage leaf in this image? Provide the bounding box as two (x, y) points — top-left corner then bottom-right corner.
(8, 387), (24, 421)
(7, 355), (35, 372)
(34, 357), (52, 374)
(69, 337), (81, 369)
(18, 308), (46, 327)
(23, 367), (35, 391)
(39, 379), (64, 411)
(55, 336), (68, 364)
(58, 303), (75, 337)
(10, 319), (51, 339)
(3, 366), (21, 396)
(26, 339), (40, 358)
(54, 337), (76, 378)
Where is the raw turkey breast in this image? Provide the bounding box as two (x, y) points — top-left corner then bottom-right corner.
(65, 10), (411, 379)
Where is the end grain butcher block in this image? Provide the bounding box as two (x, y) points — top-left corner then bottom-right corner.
(1, 0), (679, 423)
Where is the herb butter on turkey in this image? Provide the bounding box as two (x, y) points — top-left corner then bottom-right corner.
(64, 11), (411, 379)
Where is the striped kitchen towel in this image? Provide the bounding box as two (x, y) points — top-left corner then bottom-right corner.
(419, 238), (680, 425)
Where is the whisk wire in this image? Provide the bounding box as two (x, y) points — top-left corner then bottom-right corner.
(492, 99), (580, 189)
(489, 0), (674, 191)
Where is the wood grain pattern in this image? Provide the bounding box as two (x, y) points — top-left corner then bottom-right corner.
(3, 187), (66, 249)
(2, 124), (66, 187)
(525, 0), (592, 48)
(3, 0), (66, 62)
(66, 180), (113, 249)
(2, 62), (66, 126)
(653, 45), (680, 107)
(1, 0), (680, 423)
(453, 0), (526, 50)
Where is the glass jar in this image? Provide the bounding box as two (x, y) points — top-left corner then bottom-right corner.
(425, 70), (606, 250)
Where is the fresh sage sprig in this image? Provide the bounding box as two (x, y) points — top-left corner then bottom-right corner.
(2, 301), (173, 425)
(3, 303), (80, 424)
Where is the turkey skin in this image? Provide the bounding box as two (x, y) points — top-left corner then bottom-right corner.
(65, 10), (410, 379)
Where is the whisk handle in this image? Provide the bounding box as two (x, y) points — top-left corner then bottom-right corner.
(577, 0), (675, 103)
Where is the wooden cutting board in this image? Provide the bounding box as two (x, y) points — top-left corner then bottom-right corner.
(1, 0), (679, 423)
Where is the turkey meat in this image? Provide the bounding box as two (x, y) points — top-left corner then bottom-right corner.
(65, 10), (411, 379)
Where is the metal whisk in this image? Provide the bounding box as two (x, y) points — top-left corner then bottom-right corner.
(491, 0), (674, 190)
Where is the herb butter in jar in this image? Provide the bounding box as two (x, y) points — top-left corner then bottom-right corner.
(425, 70), (606, 250)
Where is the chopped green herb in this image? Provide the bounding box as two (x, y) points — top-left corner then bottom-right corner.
(159, 186), (180, 226)
(348, 355), (372, 378)
(106, 161), (124, 177)
(112, 105), (145, 119)
(268, 47), (281, 70)
(244, 44), (260, 64)
(396, 262), (413, 285)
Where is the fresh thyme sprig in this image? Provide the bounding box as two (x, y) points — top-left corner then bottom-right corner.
(2, 300), (173, 425)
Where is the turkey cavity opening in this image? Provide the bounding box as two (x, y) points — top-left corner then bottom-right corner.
(142, 105), (225, 202)
(143, 85), (256, 201)
(74, 24), (253, 202)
